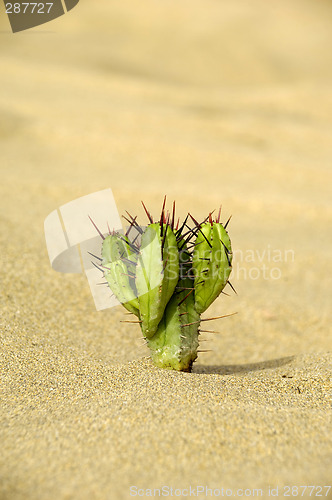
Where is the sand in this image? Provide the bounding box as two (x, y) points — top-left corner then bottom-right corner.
(0, 0), (332, 498)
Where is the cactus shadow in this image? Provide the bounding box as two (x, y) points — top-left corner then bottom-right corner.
(193, 355), (294, 375)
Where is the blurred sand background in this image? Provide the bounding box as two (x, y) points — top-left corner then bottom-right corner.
(0, 0), (332, 498)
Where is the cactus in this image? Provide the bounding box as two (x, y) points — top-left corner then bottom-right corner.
(92, 199), (234, 372)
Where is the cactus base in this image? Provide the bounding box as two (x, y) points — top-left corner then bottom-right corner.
(147, 329), (199, 372)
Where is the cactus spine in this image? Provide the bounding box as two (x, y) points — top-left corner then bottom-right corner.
(97, 200), (233, 372)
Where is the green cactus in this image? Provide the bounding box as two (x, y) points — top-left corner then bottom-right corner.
(95, 200), (234, 372)
(101, 233), (139, 316)
(192, 215), (232, 314)
(136, 222), (179, 338)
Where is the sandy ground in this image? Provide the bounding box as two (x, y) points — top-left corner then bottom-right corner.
(0, 0), (332, 498)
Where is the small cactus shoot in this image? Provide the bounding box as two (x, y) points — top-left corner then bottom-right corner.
(91, 198), (234, 372)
